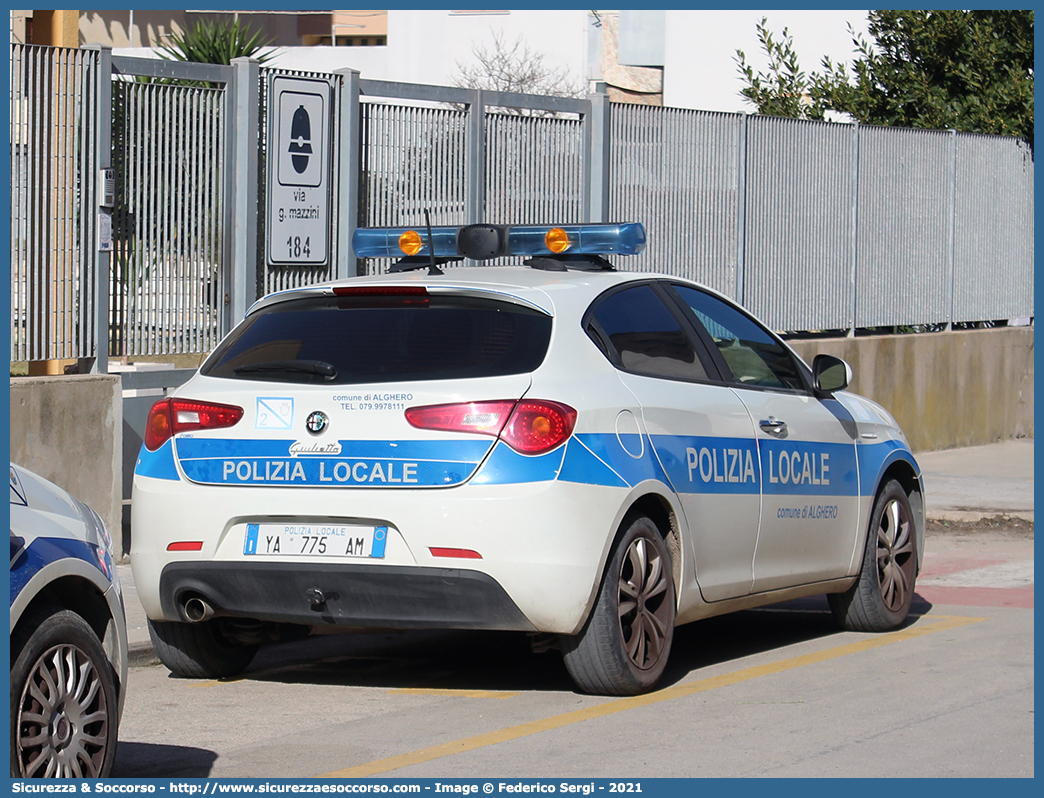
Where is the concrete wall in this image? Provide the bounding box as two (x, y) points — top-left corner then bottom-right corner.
(9, 375), (124, 559)
(790, 326), (1034, 453)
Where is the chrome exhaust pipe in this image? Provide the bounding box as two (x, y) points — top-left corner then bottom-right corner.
(183, 597), (215, 623)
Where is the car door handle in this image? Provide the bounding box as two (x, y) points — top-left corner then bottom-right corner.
(759, 417), (788, 436)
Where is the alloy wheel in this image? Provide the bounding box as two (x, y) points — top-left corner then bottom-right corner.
(876, 499), (915, 612)
(618, 536), (672, 670)
(16, 643), (111, 777)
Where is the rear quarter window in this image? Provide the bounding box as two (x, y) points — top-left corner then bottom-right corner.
(202, 295), (552, 384)
(585, 284), (709, 382)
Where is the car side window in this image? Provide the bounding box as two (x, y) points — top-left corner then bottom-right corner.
(671, 285), (805, 391)
(586, 285), (709, 382)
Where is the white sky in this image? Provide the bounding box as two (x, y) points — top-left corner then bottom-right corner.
(662, 10), (870, 113)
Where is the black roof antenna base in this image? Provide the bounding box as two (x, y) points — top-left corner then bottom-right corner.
(423, 208), (443, 276)
(388, 256), (461, 274)
(525, 254), (616, 272)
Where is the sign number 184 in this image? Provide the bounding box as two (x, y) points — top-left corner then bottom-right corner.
(287, 236), (311, 259)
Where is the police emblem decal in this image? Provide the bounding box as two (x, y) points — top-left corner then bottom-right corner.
(305, 411), (329, 435)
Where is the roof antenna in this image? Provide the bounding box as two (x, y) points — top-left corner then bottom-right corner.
(424, 209), (444, 276)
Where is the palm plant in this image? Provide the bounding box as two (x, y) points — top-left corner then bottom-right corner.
(159, 17), (274, 65)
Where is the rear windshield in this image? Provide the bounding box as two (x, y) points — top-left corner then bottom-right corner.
(201, 294), (553, 384)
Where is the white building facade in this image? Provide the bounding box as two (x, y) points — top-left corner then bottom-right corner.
(97, 8), (869, 114)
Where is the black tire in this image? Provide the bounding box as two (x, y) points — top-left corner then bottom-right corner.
(10, 607), (119, 778)
(562, 515), (676, 695)
(148, 619), (258, 679)
(829, 479), (918, 632)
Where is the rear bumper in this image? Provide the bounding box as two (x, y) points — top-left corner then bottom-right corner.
(159, 561), (537, 632)
(131, 471), (639, 633)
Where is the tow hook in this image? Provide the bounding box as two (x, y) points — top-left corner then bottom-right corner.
(306, 588), (326, 610)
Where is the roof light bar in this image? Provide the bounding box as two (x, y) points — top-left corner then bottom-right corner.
(507, 224), (646, 257)
(353, 226), (461, 259)
(352, 223), (646, 260)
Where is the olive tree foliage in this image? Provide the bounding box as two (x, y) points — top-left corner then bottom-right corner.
(736, 11), (1034, 146)
(734, 19), (832, 121)
(453, 30), (585, 116)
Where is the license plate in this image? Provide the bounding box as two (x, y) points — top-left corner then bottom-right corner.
(244, 523), (387, 558)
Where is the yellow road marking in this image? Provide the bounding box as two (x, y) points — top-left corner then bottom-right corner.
(195, 677), (247, 688)
(319, 614), (985, 778)
(389, 688), (521, 700)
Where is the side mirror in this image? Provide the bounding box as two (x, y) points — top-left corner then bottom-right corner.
(813, 354), (852, 394)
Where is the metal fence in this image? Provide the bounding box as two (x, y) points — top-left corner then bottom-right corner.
(742, 115), (856, 332)
(354, 84), (594, 273)
(953, 133), (1035, 323)
(610, 105), (744, 298)
(8, 45), (1035, 369)
(361, 102), (469, 230)
(609, 109), (1035, 333)
(484, 112), (586, 227)
(110, 71), (226, 358)
(10, 44), (101, 362)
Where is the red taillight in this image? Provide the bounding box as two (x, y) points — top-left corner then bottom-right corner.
(500, 400), (577, 454)
(332, 286), (429, 297)
(144, 402), (172, 452)
(144, 398), (244, 451)
(333, 285), (429, 307)
(405, 399), (576, 456)
(405, 401), (516, 438)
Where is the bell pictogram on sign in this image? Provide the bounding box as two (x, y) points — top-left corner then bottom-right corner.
(288, 106), (312, 174)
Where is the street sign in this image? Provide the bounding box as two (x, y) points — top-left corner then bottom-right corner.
(266, 76), (332, 267)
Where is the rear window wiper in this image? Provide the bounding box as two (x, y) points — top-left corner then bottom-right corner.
(232, 360), (338, 382)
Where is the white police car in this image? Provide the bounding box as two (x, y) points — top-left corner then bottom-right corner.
(10, 463), (127, 777)
(131, 222), (923, 695)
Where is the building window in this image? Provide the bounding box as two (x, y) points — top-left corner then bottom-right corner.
(312, 35), (387, 47)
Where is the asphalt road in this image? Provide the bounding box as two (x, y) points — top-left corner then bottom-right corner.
(112, 526), (1033, 780)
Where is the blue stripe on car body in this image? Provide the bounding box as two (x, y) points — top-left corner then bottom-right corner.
(571, 432), (672, 488)
(648, 434), (762, 496)
(471, 442), (567, 485)
(135, 432), (917, 498)
(174, 438), (493, 461)
(755, 438), (859, 497)
(10, 537), (106, 607)
(857, 438), (919, 495)
(558, 437), (630, 488)
(134, 439), (180, 481)
(138, 438), (495, 487)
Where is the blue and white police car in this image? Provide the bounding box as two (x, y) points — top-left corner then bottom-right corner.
(10, 463), (127, 777)
(131, 222), (923, 695)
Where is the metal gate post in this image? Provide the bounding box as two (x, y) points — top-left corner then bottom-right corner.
(946, 128), (957, 332)
(466, 89), (486, 225)
(227, 57), (260, 330)
(84, 44), (111, 374)
(848, 121), (860, 337)
(736, 114), (749, 306)
(334, 68), (361, 278)
(584, 92), (611, 223)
